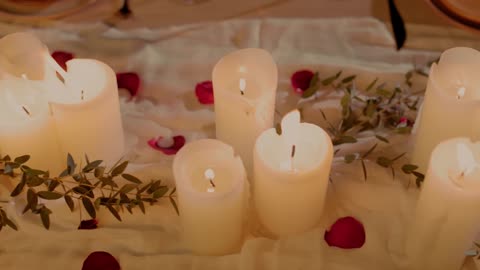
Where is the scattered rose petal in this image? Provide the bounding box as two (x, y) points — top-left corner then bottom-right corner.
(195, 80), (214, 105)
(324, 216), (366, 249)
(51, 51), (74, 71)
(117, 72), (141, 98)
(78, 219), (98, 230)
(397, 117), (413, 128)
(291, 70), (314, 94)
(148, 135), (186, 155)
(82, 251), (120, 270)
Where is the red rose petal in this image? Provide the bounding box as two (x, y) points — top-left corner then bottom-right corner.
(324, 216), (366, 249)
(51, 51), (74, 71)
(116, 72), (141, 98)
(78, 219), (98, 230)
(148, 135), (186, 155)
(397, 117), (413, 128)
(291, 70), (314, 94)
(82, 251), (120, 270)
(195, 80), (214, 105)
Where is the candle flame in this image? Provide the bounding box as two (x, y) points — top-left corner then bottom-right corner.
(456, 143), (477, 176)
(457, 87), (466, 99)
(239, 78), (246, 95)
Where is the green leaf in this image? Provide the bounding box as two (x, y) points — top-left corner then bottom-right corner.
(14, 155), (30, 164)
(362, 143), (378, 159)
(341, 75), (356, 84)
(322, 71), (342, 86)
(333, 135), (357, 145)
(375, 135), (389, 143)
(402, 164), (418, 174)
(40, 206), (51, 230)
(344, 154), (356, 164)
(122, 173), (142, 184)
(275, 123), (282, 135)
(64, 195), (75, 212)
(365, 78), (378, 92)
(27, 188), (38, 212)
(111, 161), (128, 177)
(153, 186), (169, 199)
(170, 197), (179, 216)
(10, 174), (27, 197)
(107, 205), (121, 221)
(376, 156), (392, 168)
(120, 184), (137, 194)
(37, 191), (63, 200)
(83, 160), (103, 173)
(94, 166), (105, 178)
(67, 153), (76, 174)
(82, 197), (96, 219)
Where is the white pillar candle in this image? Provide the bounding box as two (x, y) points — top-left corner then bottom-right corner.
(48, 59), (125, 165)
(253, 110), (333, 236)
(173, 139), (248, 255)
(0, 77), (63, 174)
(212, 48), (278, 178)
(406, 137), (480, 270)
(412, 47), (480, 173)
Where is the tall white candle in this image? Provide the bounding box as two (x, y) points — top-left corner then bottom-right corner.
(48, 59), (125, 165)
(212, 48), (278, 178)
(173, 139), (248, 255)
(0, 77), (63, 174)
(406, 137), (480, 270)
(253, 110), (333, 236)
(412, 47), (480, 173)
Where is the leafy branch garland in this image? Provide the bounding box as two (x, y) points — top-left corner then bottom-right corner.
(0, 154), (178, 231)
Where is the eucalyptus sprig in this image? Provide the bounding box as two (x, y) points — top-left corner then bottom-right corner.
(300, 66), (428, 186)
(0, 153), (178, 231)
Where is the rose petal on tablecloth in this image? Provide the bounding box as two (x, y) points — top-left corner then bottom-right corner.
(82, 251), (120, 270)
(195, 80), (214, 105)
(78, 219), (98, 230)
(324, 216), (366, 249)
(291, 70), (314, 94)
(51, 51), (74, 71)
(148, 135), (186, 155)
(117, 72), (141, 98)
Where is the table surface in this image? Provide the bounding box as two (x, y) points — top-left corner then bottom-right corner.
(0, 1), (479, 269)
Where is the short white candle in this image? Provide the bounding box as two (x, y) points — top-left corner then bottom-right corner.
(48, 59), (125, 165)
(173, 139), (248, 255)
(0, 76), (63, 174)
(406, 137), (480, 270)
(253, 110), (333, 236)
(212, 48), (278, 178)
(412, 47), (480, 173)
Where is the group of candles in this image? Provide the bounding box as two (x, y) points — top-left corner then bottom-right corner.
(1, 32), (479, 269)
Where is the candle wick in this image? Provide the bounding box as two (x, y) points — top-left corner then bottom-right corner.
(291, 145), (296, 158)
(209, 178), (216, 188)
(81, 90), (84, 101)
(22, 106), (31, 116)
(291, 145), (296, 171)
(240, 90), (245, 96)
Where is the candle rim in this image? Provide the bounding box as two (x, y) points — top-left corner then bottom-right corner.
(173, 139), (247, 199)
(254, 123), (333, 176)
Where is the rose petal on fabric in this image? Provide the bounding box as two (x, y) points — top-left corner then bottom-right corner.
(195, 80), (214, 105)
(291, 70), (314, 94)
(82, 251), (120, 270)
(51, 51), (74, 71)
(148, 135), (186, 155)
(116, 72), (141, 97)
(397, 116), (413, 128)
(78, 219), (98, 230)
(324, 216), (366, 249)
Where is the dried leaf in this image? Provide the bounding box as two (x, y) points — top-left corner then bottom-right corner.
(365, 78), (378, 92)
(341, 75), (356, 84)
(10, 174), (26, 197)
(40, 207), (51, 230)
(275, 123), (282, 135)
(67, 153), (76, 174)
(64, 195), (75, 212)
(322, 71), (342, 86)
(362, 143), (378, 159)
(344, 154), (356, 164)
(302, 72), (319, 98)
(153, 186), (169, 199)
(376, 156), (392, 168)
(83, 160), (103, 173)
(375, 135), (389, 143)
(106, 205), (121, 221)
(27, 188), (38, 212)
(120, 184), (137, 194)
(361, 159), (368, 181)
(170, 197), (179, 216)
(94, 166), (105, 178)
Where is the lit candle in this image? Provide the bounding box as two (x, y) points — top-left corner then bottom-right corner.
(406, 137), (480, 270)
(253, 110), (333, 236)
(0, 77), (63, 174)
(412, 47), (480, 173)
(48, 58), (125, 165)
(173, 139), (248, 255)
(212, 48), (278, 178)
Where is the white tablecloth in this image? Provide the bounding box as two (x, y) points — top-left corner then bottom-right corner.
(0, 17), (476, 270)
